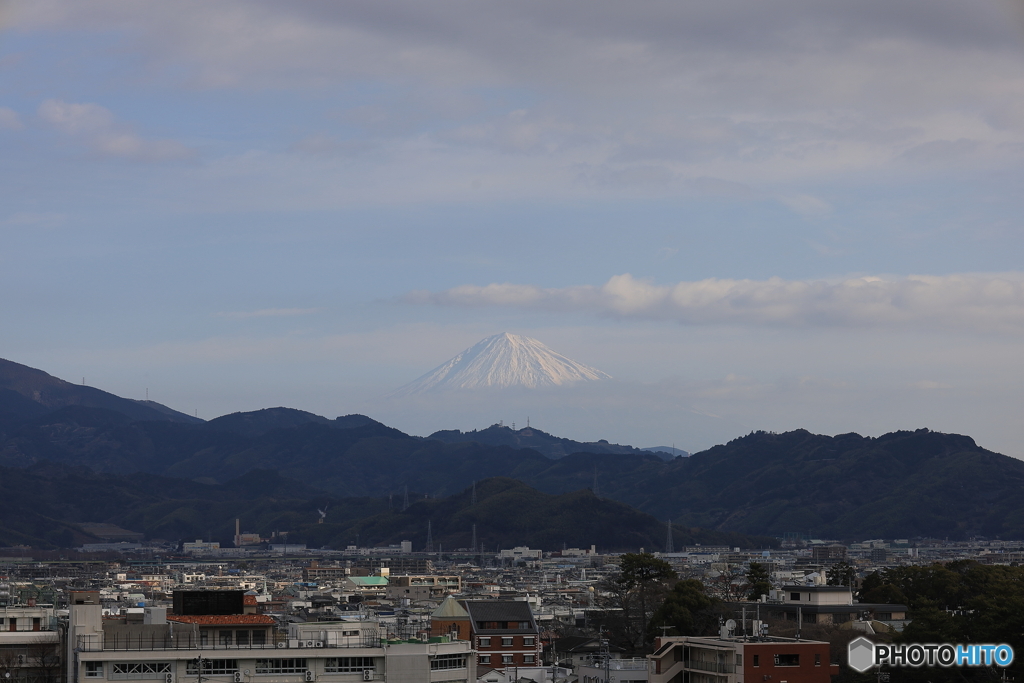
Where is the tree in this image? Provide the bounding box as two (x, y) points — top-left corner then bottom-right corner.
(648, 579), (718, 639)
(612, 553), (678, 649)
(746, 562), (771, 600)
(826, 562), (855, 588)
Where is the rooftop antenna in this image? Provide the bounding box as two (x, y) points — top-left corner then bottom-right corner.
(425, 520), (434, 553)
(665, 519), (674, 553)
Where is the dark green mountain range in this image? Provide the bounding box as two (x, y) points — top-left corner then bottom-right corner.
(2, 358), (1023, 544)
(428, 423), (664, 459)
(0, 358), (201, 424)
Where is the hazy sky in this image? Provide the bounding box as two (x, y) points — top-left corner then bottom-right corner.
(3, 0), (1024, 455)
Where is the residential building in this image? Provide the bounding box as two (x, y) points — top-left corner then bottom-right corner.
(647, 635), (837, 683)
(386, 576), (462, 602)
(765, 585), (907, 627)
(430, 599), (540, 671)
(0, 604), (61, 683)
(67, 590), (474, 683)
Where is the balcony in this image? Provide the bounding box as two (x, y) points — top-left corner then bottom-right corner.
(582, 657), (650, 671)
(684, 659), (735, 674)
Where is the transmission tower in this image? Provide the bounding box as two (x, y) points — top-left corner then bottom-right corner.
(665, 519), (674, 553)
(592, 466), (599, 497)
(471, 480), (477, 505)
(472, 524), (477, 554)
(402, 485), (409, 511)
(425, 520), (434, 553)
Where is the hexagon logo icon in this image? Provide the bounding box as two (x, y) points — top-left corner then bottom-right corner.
(848, 636), (876, 673)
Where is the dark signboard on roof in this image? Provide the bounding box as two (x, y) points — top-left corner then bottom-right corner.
(173, 590), (245, 616)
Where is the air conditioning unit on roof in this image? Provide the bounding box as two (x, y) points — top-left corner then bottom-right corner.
(277, 642), (287, 649)
(314, 641), (323, 648)
(362, 670), (373, 681)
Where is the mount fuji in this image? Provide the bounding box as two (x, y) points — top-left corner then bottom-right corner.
(389, 333), (611, 396)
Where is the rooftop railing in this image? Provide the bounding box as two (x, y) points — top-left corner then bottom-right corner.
(76, 633), (381, 652)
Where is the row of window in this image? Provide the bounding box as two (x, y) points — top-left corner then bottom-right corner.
(85, 656), (420, 678)
(187, 660), (239, 675)
(478, 655), (534, 665)
(429, 655), (467, 671)
(475, 622), (532, 630)
(201, 630), (268, 646)
(477, 637), (535, 647)
(749, 654), (820, 667)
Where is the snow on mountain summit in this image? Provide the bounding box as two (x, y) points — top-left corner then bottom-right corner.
(390, 332), (611, 395)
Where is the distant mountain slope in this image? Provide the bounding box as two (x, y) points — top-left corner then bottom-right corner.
(297, 477), (775, 552)
(390, 332), (610, 395)
(429, 423), (653, 459)
(0, 358), (202, 424)
(642, 446), (689, 459)
(0, 465), (773, 551)
(621, 428), (1024, 540)
(206, 407), (334, 437)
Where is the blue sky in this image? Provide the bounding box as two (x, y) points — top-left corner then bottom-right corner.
(2, 0), (1024, 455)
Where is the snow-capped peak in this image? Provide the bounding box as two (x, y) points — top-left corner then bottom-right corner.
(389, 332), (611, 396)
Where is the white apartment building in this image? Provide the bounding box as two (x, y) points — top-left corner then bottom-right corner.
(67, 591), (475, 683)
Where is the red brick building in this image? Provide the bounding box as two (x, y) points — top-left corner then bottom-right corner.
(431, 598), (541, 670)
(648, 635), (839, 683)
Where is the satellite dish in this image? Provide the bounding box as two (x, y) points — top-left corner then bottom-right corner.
(725, 619), (737, 634)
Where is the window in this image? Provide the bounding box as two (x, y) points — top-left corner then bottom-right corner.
(753, 656), (759, 667)
(479, 637), (491, 647)
(736, 655), (742, 666)
(430, 655), (466, 671)
(774, 654), (800, 667)
(790, 592), (800, 601)
(255, 659), (307, 674)
(110, 662), (172, 680)
(523, 637), (535, 646)
(524, 655), (535, 664)
(324, 658), (375, 673)
(479, 655), (491, 665)
(200, 631), (210, 646)
(342, 631), (359, 637)
(815, 654), (821, 667)
(876, 613), (892, 621)
(187, 660), (239, 675)
(501, 637), (514, 647)
(219, 631), (233, 646)
(502, 655), (513, 665)
(235, 630), (250, 646)
(251, 630), (266, 646)
(85, 663), (104, 678)
(520, 622), (531, 629)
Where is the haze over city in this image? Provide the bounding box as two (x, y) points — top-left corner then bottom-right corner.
(3, 0), (1024, 455)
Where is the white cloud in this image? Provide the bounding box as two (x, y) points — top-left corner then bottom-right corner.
(10, 1), (1024, 188)
(406, 273), (1024, 333)
(0, 107), (23, 130)
(37, 99), (195, 162)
